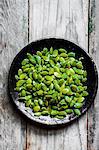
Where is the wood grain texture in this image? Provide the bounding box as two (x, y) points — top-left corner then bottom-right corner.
(27, 0), (88, 150)
(0, 0), (28, 150)
(1, 0), (98, 150)
(88, 0), (99, 150)
(94, 0), (99, 149)
(88, 0), (96, 150)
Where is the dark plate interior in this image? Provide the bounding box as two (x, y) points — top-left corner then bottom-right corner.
(8, 38), (98, 127)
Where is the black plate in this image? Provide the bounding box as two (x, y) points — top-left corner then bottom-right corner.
(8, 38), (98, 127)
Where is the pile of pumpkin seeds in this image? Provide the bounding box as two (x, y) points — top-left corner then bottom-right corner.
(15, 47), (88, 119)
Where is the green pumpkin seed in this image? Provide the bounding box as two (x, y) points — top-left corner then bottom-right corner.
(60, 53), (68, 57)
(33, 72), (37, 79)
(60, 68), (65, 73)
(66, 68), (75, 75)
(51, 106), (58, 110)
(21, 90), (26, 97)
(38, 99), (44, 106)
(59, 99), (66, 105)
(65, 109), (73, 114)
(83, 71), (87, 77)
(50, 47), (53, 54)
(54, 66), (60, 72)
(34, 100), (38, 106)
(62, 88), (69, 94)
(41, 110), (49, 116)
(41, 83), (47, 91)
(74, 109), (81, 116)
(74, 102), (83, 108)
(70, 100), (75, 107)
(18, 69), (23, 76)
(76, 61), (83, 69)
(51, 110), (58, 116)
(37, 51), (42, 57)
(27, 78), (32, 84)
(82, 91), (88, 96)
(59, 48), (66, 53)
(37, 90), (43, 95)
(54, 84), (60, 91)
(43, 48), (48, 54)
(21, 59), (29, 66)
(23, 68), (30, 72)
(41, 71), (48, 75)
(16, 80), (25, 87)
(55, 115), (64, 119)
(33, 106), (40, 112)
(71, 84), (77, 92)
(45, 80), (52, 85)
(60, 105), (68, 110)
(68, 52), (75, 57)
(49, 60), (55, 67)
(29, 72), (33, 79)
(49, 68), (54, 75)
(45, 76), (53, 81)
(49, 83), (54, 90)
(54, 72), (61, 78)
(53, 50), (58, 57)
(60, 57), (65, 63)
(25, 99), (32, 107)
(34, 112), (41, 116)
(82, 78), (87, 82)
(77, 97), (85, 103)
(27, 53), (36, 64)
(62, 73), (67, 79)
(58, 111), (67, 116)
(26, 84), (32, 89)
(43, 56), (49, 61)
(65, 96), (72, 103)
(58, 79), (64, 86)
(15, 75), (19, 80)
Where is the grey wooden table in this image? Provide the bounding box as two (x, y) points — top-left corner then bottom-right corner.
(0, 0), (99, 150)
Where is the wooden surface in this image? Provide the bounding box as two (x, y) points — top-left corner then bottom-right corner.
(0, 0), (98, 150)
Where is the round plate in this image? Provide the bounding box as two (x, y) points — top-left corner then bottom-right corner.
(8, 38), (98, 128)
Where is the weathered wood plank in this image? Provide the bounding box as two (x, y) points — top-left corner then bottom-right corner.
(88, 0), (99, 150)
(94, 1), (99, 150)
(62, 1), (88, 149)
(88, 0), (95, 149)
(94, 1), (99, 147)
(0, 0), (28, 150)
(27, 0), (88, 150)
